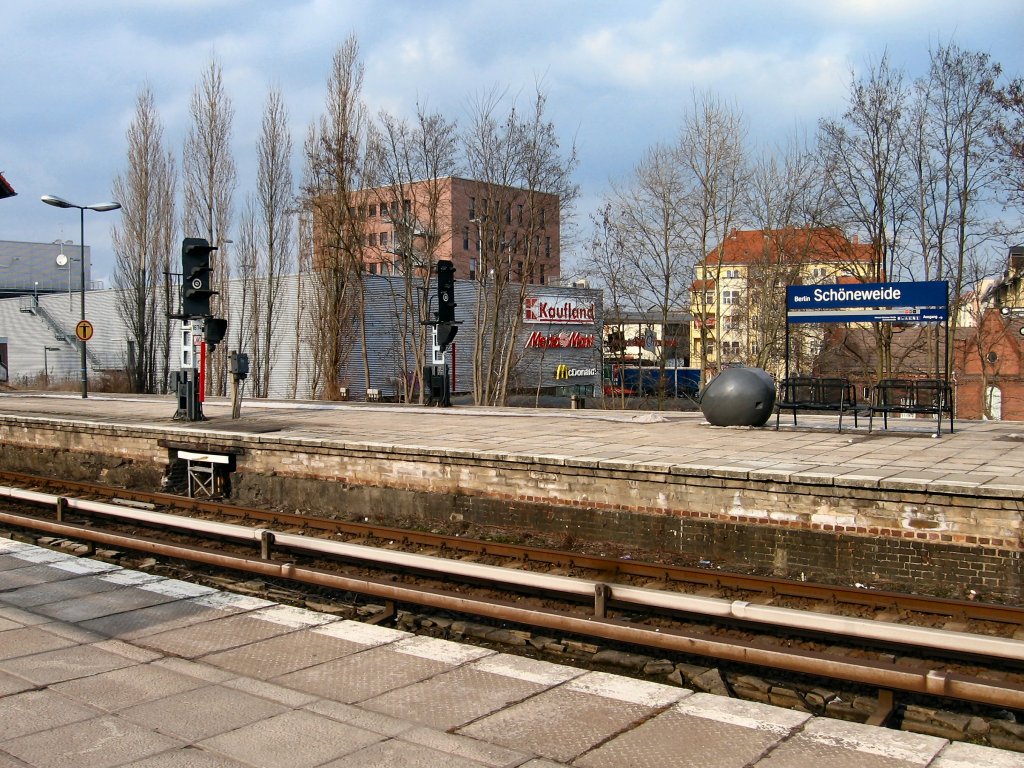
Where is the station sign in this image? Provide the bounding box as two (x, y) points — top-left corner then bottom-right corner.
(786, 281), (948, 324)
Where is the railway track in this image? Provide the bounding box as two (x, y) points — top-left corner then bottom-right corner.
(2, 470), (1024, 727)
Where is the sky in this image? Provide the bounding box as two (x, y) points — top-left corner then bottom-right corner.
(1, 1), (1022, 285)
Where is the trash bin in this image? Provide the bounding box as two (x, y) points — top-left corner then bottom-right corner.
(571, 394), (585, 409)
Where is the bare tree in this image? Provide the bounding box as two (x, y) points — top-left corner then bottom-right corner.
(610, 142), (691, 405)
(233, 197), (260, 386)
(254, 86), (294, 397)
(183, 55), (236, 394)
(818, 53), (912, 377)
(111, 85), (177, 394)
(909, 42), (1005, 377)
(990, 74), (1024, 215)
(679, 91), (749, 386)
(463, 83), (578, 405)
(371, 102), (459, 402)
(581, 204), (643, 407)
(743, 138), (827, 373)
(301, 35), (370, 399)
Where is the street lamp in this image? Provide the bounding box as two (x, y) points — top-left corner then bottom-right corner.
(41, 195), (121, 398)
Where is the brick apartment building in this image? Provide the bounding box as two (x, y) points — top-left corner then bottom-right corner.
(347, 176), (561, 285)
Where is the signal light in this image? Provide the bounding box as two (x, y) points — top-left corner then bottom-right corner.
(181, 237), (217, 317)
(436, 322), (458, 352)
(437, 260), (456, 323)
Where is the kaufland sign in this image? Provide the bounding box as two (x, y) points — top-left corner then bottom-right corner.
(524, 296), (596, 325)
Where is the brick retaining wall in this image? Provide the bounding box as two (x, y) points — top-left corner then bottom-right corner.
(1, 415), (1021, 600)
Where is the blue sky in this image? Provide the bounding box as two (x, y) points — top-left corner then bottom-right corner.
(1, 1), (1021, 283)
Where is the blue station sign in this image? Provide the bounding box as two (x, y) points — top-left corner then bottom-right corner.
(786, 281), (948, 324)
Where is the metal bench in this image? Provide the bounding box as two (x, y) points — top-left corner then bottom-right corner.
(869, 378), (954, 434)
(775, 376), (861, 432)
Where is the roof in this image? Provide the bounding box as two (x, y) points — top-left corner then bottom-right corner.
(703, 227), (873, 267)
(0, 172), (15, 200)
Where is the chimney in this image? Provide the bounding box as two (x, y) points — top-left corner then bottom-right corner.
(852, 234), (859, 245)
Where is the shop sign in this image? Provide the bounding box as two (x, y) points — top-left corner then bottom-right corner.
(525, 295), (596, 325)
(526, 330), (595, 349)
(554, 364), (598, 380)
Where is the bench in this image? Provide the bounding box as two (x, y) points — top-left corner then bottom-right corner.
(869, 378), (954, 434)
(775, 377), (861, 432)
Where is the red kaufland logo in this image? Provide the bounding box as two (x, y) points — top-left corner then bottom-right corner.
(524, 296), (595, 325)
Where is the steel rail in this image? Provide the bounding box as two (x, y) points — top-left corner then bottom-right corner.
(1, 508), (1023, 712)
(3, 471), (1023, 625)
(4, 470), (1019, 624)
(4, 488), (1024, 665)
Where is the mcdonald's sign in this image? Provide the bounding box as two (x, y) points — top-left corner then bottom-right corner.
(554, 364), (598, 380)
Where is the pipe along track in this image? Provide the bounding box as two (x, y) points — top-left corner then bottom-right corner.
(3, 484), (1024, 717)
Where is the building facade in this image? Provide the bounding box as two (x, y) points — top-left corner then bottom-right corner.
(0, 240), (94, 301)
(690, 228), (873, 377)
(349, 176), (561, 286)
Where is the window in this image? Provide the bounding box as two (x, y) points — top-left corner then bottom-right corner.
(482, 198), (489, 217)
(811, 267), (827, 279)
(368, 233), (377, 247)
(368, 263), (378, 275)
(723, 290), (741, 305)
(539, 264), (546, 285)
(545, 237), (551, 259)
(723, 315), (739, 332)
(505, 204), (512, 225)
(517, 204), (524, 225)
(403, 199), (411, 216)
(725, 268), (740, 279)
(721, 341), (740, 357)
(469, 197), (476, 220)
(463, 227), (470, 251)
(516, 261), (523, 280)
(469, 258), (477, 280)
(539, 208), (545, 227)
(369, 204), (377, 218)
(379, 232), (388, 247)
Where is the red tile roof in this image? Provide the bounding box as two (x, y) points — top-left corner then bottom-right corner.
(702, 227), (873, 267)
(0, 172), (15, 200)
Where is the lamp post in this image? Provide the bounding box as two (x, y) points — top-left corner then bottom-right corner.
(41, 195), (121, 398)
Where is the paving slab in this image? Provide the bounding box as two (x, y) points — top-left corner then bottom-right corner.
(3, 533), (1024, 768)
(0, 641), (139, 686)
(200, 626), (362, 678)
(457, 670), (691, 764)
(51, 661), (209, 712)
(197, 708), (383, 768)
(119, 683), (289, 742)
(1, 714), (184, 768)
(135, 611), (299, 658)
(755, 717), (946, 767)
(573, 692), (808, 768)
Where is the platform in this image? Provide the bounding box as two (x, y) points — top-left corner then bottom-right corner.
(1, 539), (1021, 767)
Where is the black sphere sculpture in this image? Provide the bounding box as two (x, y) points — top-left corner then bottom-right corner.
(699, 367), (777, 427)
